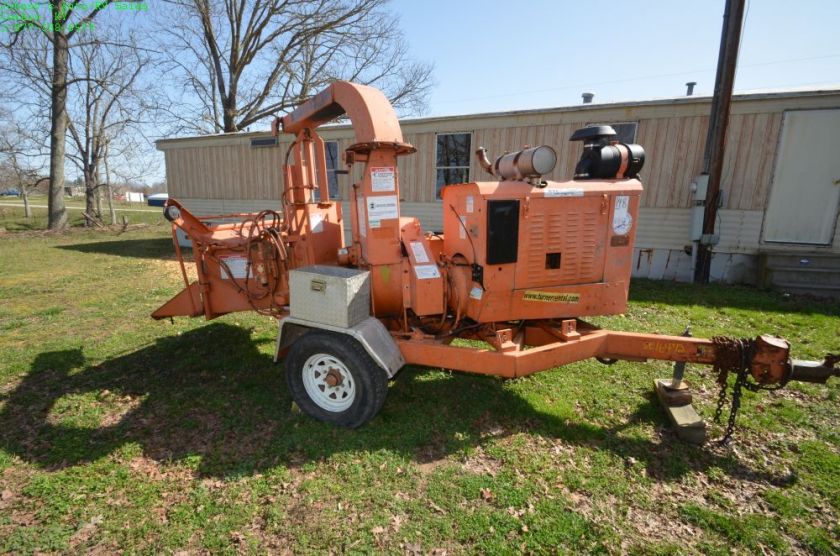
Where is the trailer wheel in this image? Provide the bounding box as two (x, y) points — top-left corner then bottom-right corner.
(284, 331), (388, 428)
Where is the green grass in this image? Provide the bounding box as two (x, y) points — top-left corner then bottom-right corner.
(0, 198), (164, 232)
(0, 225), (838, 554)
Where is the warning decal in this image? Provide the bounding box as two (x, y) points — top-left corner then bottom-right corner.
(612, 195), (632, 235)
(414, 265), (441, 280)
(310, 213), (324, 233)
(370, 167), (396, 192)
(522, 291), (580, 303)
(220, 256), (249, 280)
(367, 195), (399, 228)
(544, 187), (584, 198)
(410, 241), (430, 263)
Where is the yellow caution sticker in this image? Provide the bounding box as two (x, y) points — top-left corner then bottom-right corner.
(522, 291), (581, 303)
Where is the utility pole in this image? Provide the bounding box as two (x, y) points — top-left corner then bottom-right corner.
(694, 0), (746, 283)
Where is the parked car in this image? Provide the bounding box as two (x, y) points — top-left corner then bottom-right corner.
(146, 193), (169, 207)
(0, 188), (21, 197)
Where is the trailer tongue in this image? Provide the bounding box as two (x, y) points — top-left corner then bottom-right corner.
(153, 81), (838, 440)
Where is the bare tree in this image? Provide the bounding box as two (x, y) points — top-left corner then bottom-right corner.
(158, 0), (433, 134)
(0, 113), (48, 219)
(1, 1), (117, 230)
(64, 34), (148, 226)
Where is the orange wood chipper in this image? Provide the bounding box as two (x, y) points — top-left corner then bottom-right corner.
(153, 81), (837, 441)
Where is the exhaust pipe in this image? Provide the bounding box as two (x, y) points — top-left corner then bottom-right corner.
(475, 146), (557, 181)
(476, 147), (495, 176)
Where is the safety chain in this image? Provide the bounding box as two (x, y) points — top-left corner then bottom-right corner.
(711, 337), (757, 445)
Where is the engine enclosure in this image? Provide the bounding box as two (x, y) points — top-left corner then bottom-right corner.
(441, 178), (642, 322)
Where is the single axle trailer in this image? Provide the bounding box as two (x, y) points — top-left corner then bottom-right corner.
(153, 81), (838, 441)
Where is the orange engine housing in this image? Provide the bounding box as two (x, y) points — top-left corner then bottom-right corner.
(439, 178), (642, 323)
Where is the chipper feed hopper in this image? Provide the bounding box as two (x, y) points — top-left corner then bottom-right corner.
(154, 81), (838, 440)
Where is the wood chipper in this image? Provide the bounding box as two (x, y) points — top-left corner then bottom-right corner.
(153, 81), (838, 441)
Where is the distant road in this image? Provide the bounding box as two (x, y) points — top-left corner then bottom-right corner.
(0, 202), (161, 213)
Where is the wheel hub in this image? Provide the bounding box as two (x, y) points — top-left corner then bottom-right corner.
(324, 368), (344, 387)
(301, 353), (356, 412)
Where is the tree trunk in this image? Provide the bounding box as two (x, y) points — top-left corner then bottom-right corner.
(95, 172), (103, 216)
(222, 96), (238, 132)
(83, 167), (97, 226)
(48, 26), (70, 230)
(104, 140), (116, 225)
(22, 187), (31, 219)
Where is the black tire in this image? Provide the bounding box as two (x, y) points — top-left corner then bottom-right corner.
(284, 331), (389, 428)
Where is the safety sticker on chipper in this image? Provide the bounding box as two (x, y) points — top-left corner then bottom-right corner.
(367, 195), (399, 228)
(612, 195), (632, 235)
(522, 291), (580, 303)
(414, 265), (440, 280)
(410, 241), (430, 263)
(220, 256), (249, 280)
(370, 167), (395, 192)
(544, 187), (583, 198)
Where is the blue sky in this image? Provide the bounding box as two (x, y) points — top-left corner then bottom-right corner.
(30, 0), (839, 184)
(390, 0), (840, 116)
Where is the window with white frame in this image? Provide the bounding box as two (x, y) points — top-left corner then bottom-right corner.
(435, 132), (471, 199)
(313, 141), (340, 201)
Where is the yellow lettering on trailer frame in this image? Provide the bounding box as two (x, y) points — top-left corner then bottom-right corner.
(522, 291), (581, 303)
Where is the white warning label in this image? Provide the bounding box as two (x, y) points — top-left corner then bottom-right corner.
(310, 213), (324, 233)
(367, 195), (399, 228)
(612, 195), (633, 235)
(544, 187), (584, 198)
(370, 167), (396, 192)
(220, 256), (248, 279)
(414, 264), (441, 280)
(410, 241), (430, 263)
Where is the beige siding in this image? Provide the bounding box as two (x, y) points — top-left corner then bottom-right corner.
(162, 95), (831, 210)
(159, 89), (840, 256)
(634, 208), (691, 249)
(174, 198), (281, 215)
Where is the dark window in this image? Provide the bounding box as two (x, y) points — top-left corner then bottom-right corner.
(486, 200), (519, 265)
(435, 132), (471, 199)
(314, 141), (340, 201)
(325, 141), (339, 199)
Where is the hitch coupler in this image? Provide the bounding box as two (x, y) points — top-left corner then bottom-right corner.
(789, 355), (840, 384)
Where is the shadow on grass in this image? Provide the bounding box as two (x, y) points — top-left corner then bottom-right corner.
(629, 278), (840, 317)
(0, 218), (48, 232)
(55, 237), (179, 259)
(0, 323), (790, 484)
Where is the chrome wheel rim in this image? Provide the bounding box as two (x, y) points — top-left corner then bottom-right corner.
(301, 353), (356, 412)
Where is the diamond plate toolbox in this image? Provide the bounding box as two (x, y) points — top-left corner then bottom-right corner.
(289, 265), (371, 328)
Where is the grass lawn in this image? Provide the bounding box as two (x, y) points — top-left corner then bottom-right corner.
(0, 221), (838, 554)
(0, 199), (162, 233)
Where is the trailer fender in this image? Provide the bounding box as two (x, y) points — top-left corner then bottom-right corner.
(274, 316), (406, 378)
